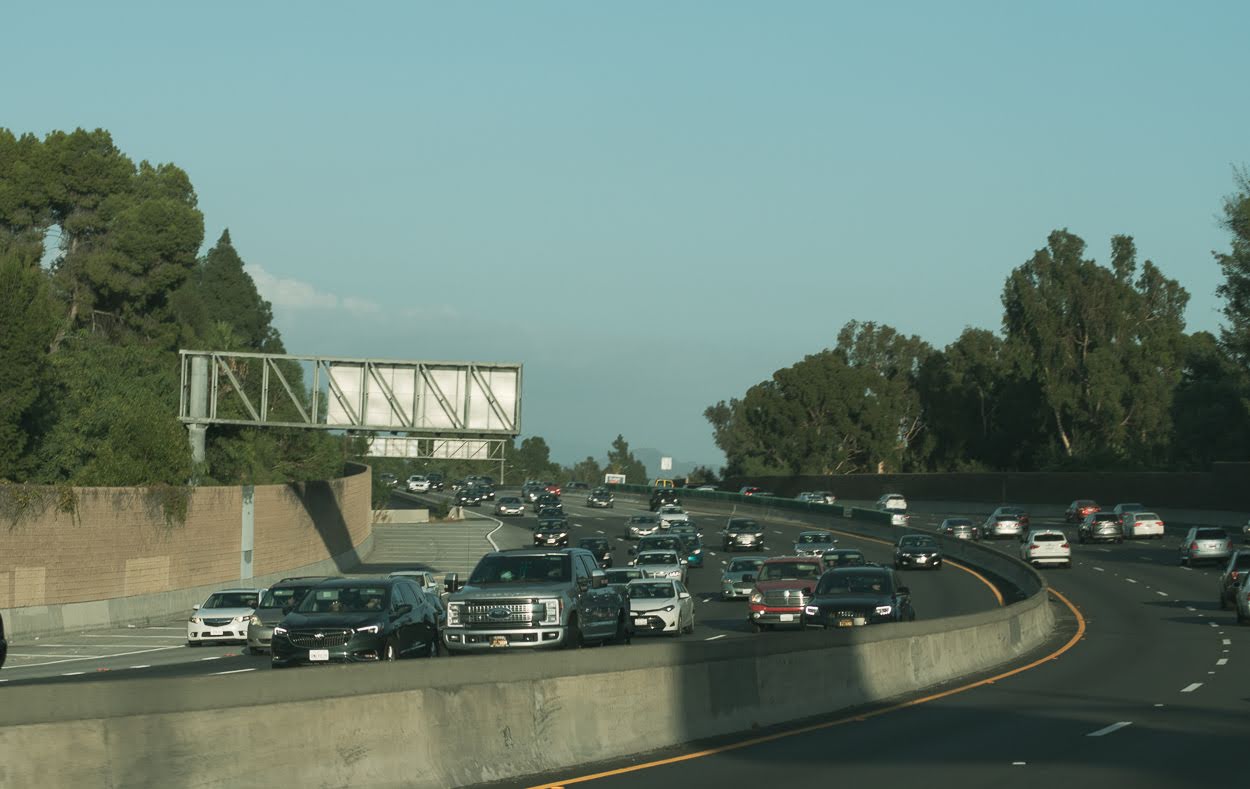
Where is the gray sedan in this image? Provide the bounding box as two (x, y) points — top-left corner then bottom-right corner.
(720, 556), (766, 599)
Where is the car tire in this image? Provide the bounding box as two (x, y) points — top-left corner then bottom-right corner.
(1220, 596), (1229, 610)
(187, 640), (201, 648)
(1181, 555), (1189, 567)
(750, 620), (763, 633)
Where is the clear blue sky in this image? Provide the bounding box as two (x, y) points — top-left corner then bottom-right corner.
(8, 1), (1247, 469)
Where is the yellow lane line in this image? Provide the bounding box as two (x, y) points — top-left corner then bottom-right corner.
(528, 585), (1085, 788)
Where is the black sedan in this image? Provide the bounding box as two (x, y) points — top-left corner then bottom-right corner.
(455, 487), (485, 507)
(578, 537), (614, 568)
(271, 578), (441, 666)
(533, 493), (563, 513)
(894, 534), (943, 570)
(587, 488), (615, 508)
(649, 489), (681, 511)
(534, 523), (570, 547)
(802, 567), (914, 628)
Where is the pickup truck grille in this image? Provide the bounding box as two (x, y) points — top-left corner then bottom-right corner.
(461, 601), (540, 625)
(762, 589), (808, 607)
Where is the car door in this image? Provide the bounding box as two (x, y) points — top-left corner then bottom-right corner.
(577, 554), (615, 639)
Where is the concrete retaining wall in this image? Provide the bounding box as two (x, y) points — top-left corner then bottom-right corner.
(0, 464), (373, 639)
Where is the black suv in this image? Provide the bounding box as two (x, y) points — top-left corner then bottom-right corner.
(649, 489), (681, 511)
(455, 486), (485, 507)
(425, 472), (445, 491)
(801, 566), (914, 628)
(533, 492), (563, 513)
(578, 537), (614, 568)
(893, 534), (943, 571)
(534, 521), (571, 547)
(270, 577), (443, 666)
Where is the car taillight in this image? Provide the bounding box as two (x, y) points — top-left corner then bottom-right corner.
(1061, 542), (1069, 549)
(1191, 542), (1199, 552)
(1234, 571), (1241, 582)
(1228, 541), (1235, 551)
(1029, 544), (1038, 551)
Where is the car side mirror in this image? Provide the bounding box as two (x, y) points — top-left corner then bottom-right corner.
(192, 604), (200, 611)
(678, 591), (691, 599)
(591, 570), (607, 589)
(394, 603), (413, 615)
(898, 586), (910, 596)
(444, 574), (462, 594)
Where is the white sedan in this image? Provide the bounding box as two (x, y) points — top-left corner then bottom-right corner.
(627, 578), (695, 636)
(1123, 512), (1165, 540)
(187, 588), (263, 646)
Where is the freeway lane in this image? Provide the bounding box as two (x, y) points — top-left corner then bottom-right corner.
(0, 490), (1001, 687)
(514, 500), (1250, 789)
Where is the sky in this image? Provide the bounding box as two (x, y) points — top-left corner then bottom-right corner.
(7, 1), (1248, 469)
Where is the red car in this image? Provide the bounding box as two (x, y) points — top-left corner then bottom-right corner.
(544, 483), (562, 496)
(1065, 500), (1099, 523)
(748, 556), (827, 632)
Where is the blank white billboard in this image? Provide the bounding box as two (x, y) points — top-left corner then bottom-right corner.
(325, 361), (520, 434)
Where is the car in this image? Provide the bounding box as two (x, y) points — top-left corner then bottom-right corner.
(994, 506), (1031, 531)
(822, 548), (868, 567)
(623, 514), (661, 540)
(982, 510), (1025, 541)
(677, 533), (706, 569)
(721, 556), (766, 599)
(1020, 529), (1071, 568)
(1065, 499), (1099, 523)
(938, 518), (980, 540)
(634, 535), (686, 556)
(533, 492), (563, 513)
(877, 493), (908, 512)
(721, 518), (766, 551)
(748, 557), (826, 632)
(649, 488), (681, 511)
(738, 486), (762, 496)
(187, 587), (262, 646)
(793, 530), (837, 556)
(521, 481), (546, 502)
(1180, 530), (1230, 567)
(442, 548), (629, 651)
(454, 486), (484, 507)
(544, 482), (563, 496)
(795, 491), (820, 503)
(246, 576), (331, 654)
(449, 479), (466, 491)
(603, 567), (645, 594)
(694, 484), (717, 492)
(627, 578), (695, 636)
(379, 472), (398, 487)
(1235, 572), (1250, 624)
(652, 478), (677, 489)
(1218, 550), (1250, 608)
(802, 566), (914, 628)
(565, 481), (591, 493)
(0, 611), (6, 670)
(1123, 511), (1165, 540)
(534, 522), (571, 547)
(536, 507), (566, 523)
(494, 496), (526, 516)
(477, 484), (497, 501)
(632, 550), (687, 583)
(1078, 512), (1123, 544)
(577, 537), (614, 568)
(466, 475), (497, 488)
(894, 534), (943, 570)
(425, 472), (445, 491)
(271, 577), (441, 665)
(387, 570), (448, 623)
(1112, 503), (1146, 525)
(656, 504), (689, 527)
(586, 487), (615, 508)
(406, 474), (431, 493)
(666, 521), (705, 542)
(813, 491), (837, 504)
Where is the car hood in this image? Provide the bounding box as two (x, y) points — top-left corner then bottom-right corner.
(809, 593), (892, 609)
(254, 607), (289, 624)
(279, 611), (386, 630)
(196, 607), (254, 618)
(637, 563), (682, 573)
(452, 583), (567, 600)
(754, 579), (817, 593)
(632, 597), (680, 612)
(721, 571), (758, 583)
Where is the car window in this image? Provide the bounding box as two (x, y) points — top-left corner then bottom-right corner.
(816, 571), (892, 595)
(260, 586), (313, 608)
(1034, 533), (1065, 542)
(1197, 528), (1228, 540)
(202, 591), (259, 609)
(469, 555), (571, 584)
(728, 559), (763, 572)
(758, 562), (822, 580)
(298, 586), (390, 614)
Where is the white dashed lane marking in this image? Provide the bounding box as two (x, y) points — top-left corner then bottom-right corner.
(1125, 578), (1138, 584)
(1156, 591), (1168, 596)
(704, 634), (726, 641)
(1224, 639), (1232, 646)
(1087, 721), (1132, 737)
(1181, 683), (1203, 693)
(1093, 567), (1106, 572)
(212, 668), (256, 675)
(1217, 658), (1228, 666)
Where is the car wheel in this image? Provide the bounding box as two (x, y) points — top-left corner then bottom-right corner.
(750, 620), (763, 633)
(1181, 555), (1189, 566)
(187, 640), (201, 648)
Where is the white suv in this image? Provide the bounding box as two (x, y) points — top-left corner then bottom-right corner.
(407, 475), (431, 493)
(1123, 511), (1165, 540)
(1020, 529), (1071, 568)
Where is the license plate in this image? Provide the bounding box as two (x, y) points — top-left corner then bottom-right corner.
(779, 613), (795, 622)
(490, 636), (508, 648)
(634, 618), (648, 626)
(838, 619), (853, 628)
(309, 649), (329, 662)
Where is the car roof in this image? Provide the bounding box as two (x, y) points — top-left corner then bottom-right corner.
(212, 587), (264, 594)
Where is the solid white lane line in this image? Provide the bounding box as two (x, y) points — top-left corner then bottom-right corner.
(704, 634), (726, 641)
(1096, 548), (1112, 553)
(145, 627), (186, 631)
(1186, 607), (1197, 612)
(1217, 658), (1228, 666)
(81, 634), (186, 639)
(200, 656), (222, 661)
(596, 530), (605, 534)
(1093, 567), (1106, 572)
(1087, 721), (1132, 737)
(1181, 683), (1203, 693)
(212, 668), (256, 675)
(1125, 578), (1138, 584)
(129, 665), (151, 669)
(5, 645), (182, 669)
(62, 672), (86, 676)
(1181, 566), (1192, 571)
(773, 530), (783, 535)
(8, 653), (115, 658)
(1209, 622), (1219, 627)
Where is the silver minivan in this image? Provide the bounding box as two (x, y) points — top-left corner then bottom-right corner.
(1180, 527), (1233, 567)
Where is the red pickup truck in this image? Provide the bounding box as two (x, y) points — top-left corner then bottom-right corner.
(748, 556), (827, 631)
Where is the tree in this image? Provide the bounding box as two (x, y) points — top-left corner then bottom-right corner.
(0, 256), (57, 480)
(1002, 230), (1187, 464)
(509, 436), (561, 482)
(1169, 332), (1250, 468)
(180, 229), (283, 352)
(1216, 168), (1250, 366)
(570, 456), (603, 485)
(605, 435), (648, 485)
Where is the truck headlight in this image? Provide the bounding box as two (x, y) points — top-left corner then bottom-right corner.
(539, 598), (562, 626)
(354, 624), (381, 634)
(750, 591), (763, 604)
(874, 605), (893, 616)
(447, 603), (463, 626)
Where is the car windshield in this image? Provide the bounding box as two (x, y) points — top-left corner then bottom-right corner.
(798, 534), (833, 544)
(758, 562), (822, 580)
(816, 572), (892, 595)
(1135, 513), (1159, 520)
(629, 516), (658, 524)
(1196, 528), (1228, 540)
(259, 587), (313, 609)
(637, 553), (678, 565)
(605, 570), (640, 584)
(947, 520), (972, 527)
(640, 538), (681, 551)
(469, 555), (572, 584)
(728, 559), (764, 572)
(499, 497), (521, 504)
(579, 540), (608, 551)
(296, 586), (390, 614)
(629, 582), (676, 599)
(996, 515), (1018, 522)
(1034, 533), (1065, 542)
(727, 520), (758, 533)
(202, 591), (258, 610)
(827, 552), (865, 566)
(901, 536), (938, 549)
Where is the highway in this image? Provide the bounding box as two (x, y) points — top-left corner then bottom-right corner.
(512, 501), (1250, 789)
(0, 490), (1001, 687)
